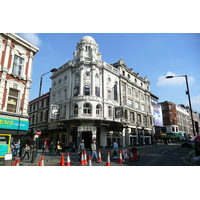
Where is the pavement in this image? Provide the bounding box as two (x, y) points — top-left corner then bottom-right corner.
(1, 143), (200, 166)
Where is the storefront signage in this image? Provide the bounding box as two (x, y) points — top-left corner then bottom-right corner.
(114, 106), (124, 118)
(50, 105), (60, 119)
(0, 117), (29, 130)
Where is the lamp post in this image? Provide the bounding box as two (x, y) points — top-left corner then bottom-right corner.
(31, 68), (57, 163)
(166, 75), (196, 137)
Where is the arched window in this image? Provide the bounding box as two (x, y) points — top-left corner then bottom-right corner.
(83, 103), (91, 114)
(96, 104), (102, 116)
(74, 104), (78, 115)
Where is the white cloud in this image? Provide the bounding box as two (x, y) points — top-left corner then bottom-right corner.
(156, 71), (195, 87)
(20, 33), (41, 46)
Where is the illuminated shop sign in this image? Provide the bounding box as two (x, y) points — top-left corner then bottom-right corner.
(0, 117), (29, 130)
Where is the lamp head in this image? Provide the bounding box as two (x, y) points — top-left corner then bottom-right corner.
(166, 76), (174, 78)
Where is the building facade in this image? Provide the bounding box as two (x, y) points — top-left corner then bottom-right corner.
(0, 33), (39, 139)
(46, 36), (154, 148)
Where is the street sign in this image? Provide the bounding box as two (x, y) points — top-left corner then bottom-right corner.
(36, 130), (41, 135)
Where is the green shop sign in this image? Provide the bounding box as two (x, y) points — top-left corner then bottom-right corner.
(0, 117), (29, 131)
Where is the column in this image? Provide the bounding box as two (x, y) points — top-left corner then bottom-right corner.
(79, 65), (84, 96)
(3, 39), (11, 69)
(92, 65), (95, 96)
(27, 52), (33, 78)
(100, 127), (106, 148)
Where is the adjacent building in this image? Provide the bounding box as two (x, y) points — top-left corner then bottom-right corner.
(0, 33), (39, 139)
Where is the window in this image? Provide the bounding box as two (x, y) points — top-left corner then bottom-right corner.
(125, 110), (128, 119)
(108, 106), (112, 117)
(6, 88), (19, 113)
(74, 104), (78, 115)
(64, 89), (67, 99)
(130, 112), (135, 121)
(127, 99), (133, 107)
(135, 91), (139, 98)
(141, 104), (145, 111)
(63, 106), (67, 117)
(135, 102), (139, 109)
(114, 85), (117, 100)
(84, 85), (90, 95)
(128, 88), (132, 94)
(96, 104), (102, 116)
(83, 103), (91, 114)
(169, 105), (172, 109)
(12, 55), (24, 76)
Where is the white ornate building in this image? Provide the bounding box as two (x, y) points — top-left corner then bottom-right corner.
(48, 36), (154, 148)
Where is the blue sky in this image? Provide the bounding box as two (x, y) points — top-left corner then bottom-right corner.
(20, 33), (200, 113)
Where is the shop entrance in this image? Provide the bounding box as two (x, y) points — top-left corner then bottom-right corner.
(82, 131), (92, 148)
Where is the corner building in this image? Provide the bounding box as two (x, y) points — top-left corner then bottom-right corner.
(0, 33), (39, 138)
(49, 36), (153, 148)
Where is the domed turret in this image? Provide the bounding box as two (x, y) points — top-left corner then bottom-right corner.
(73, 36), (101, 64)
(80, 36), (96, 44)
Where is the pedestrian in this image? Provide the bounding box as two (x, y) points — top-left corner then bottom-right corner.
(55, 141), (62, 156)
(78, 139), (85, 161)
(113, 140), (119, 159)
(49, 142), (55, 154)
(91, 139), (99, 163)
(42, 141), (47, 153)
(70, 141), (76, 153)
(14, 141), (20, 157)
(22, 144), (30, 160)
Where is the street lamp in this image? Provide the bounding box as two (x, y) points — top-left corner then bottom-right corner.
(166, 75), (196, 137)
(31, 68), (57, 163)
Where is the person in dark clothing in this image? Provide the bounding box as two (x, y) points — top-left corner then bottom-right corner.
(22, 144), (30, 160)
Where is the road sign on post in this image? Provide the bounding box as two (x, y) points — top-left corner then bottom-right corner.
(36, 130), (41, 135)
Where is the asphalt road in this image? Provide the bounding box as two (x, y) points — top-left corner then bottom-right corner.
(127, 144), (192, 166)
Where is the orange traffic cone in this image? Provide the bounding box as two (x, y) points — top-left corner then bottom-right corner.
(38, 160), (42, 166)
(66, 152), (70, 166)
(83, 151), (87, 164)
(129, 150), (134, 162)
(16, 158), (20, 166)
(118, 149), (123, 164)
(98, 150), (102, 162)
(105, 151), (111, 166)
(79, 151), (85, 165)
(60, 153), (65, 166)
(88, 155), (92, 166)
(41, 155), (44, 166)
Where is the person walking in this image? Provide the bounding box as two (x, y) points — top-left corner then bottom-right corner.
(42, 141), (47, 153)
(55, 141), (62, 156)
(91, 139), (99, 163)
(22, 144), (30, 160)
(113, 140), (119, 159)
(78, 139), (85, 161)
